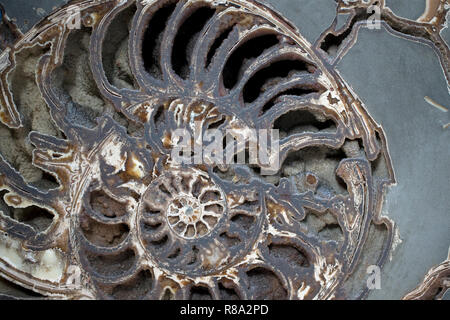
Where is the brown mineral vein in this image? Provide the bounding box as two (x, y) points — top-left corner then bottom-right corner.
(403, 248), (450, 300)
(317, 0), (450, 88)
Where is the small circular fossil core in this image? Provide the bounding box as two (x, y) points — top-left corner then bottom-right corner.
(141, 171), (225, 240)
(136, 167), (255, 277)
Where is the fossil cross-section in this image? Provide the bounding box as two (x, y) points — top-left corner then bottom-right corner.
(0, 0), (396, 300)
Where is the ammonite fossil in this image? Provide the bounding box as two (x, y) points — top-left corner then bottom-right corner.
(0, 0), (396, 299)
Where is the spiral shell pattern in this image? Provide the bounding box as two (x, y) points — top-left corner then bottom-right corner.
(0, 0), (395, 299)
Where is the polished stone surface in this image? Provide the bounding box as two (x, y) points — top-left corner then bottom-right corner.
(0, 0), (448, 300)
(385, 0), (425, 21)
(1, 0), (69, 33)
(267, 0), (449, 300)
(336, 26), (450, 299)
(264, 0), (337, 45)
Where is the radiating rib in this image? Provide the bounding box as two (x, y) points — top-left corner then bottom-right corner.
(206, 26), (280, 94)
(159, 1), (191, 87)
(245, 74), (324, 115)
(190, 7), (241, 82)
(129, 0), (172, 94)
(229, 45), (316, 98)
